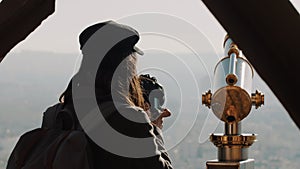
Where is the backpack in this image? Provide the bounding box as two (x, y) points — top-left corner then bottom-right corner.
(6, 103), (95, 169)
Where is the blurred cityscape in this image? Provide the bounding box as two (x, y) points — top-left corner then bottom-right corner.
(0, 51), (299, 169)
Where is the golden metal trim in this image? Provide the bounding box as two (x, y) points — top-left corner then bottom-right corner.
(210, 133), (256, 147)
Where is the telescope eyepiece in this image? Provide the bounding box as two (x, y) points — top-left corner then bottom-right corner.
(226, 74), (238, 86)
(226, 116), (236, 123)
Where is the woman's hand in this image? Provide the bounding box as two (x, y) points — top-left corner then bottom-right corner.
(151, 108), (171, 129)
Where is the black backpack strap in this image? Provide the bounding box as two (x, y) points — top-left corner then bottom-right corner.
(56, 107), (77, 130)
(42, 103), (78, 130)
(42, 103), (64, 129)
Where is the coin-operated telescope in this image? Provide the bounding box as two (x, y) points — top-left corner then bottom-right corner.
(202, 35), (264, 169)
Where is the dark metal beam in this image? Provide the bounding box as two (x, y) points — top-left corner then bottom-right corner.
(202, 0), (300, 129)
(0, 0), (56, 62)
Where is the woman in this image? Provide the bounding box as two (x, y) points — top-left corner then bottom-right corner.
(60, 21), (173, 169)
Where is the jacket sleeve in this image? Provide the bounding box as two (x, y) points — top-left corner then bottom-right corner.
(123, 110), (173, 169)
(153, 125), (172, 164)
(103, 105), (174, 169)
(130, 121), (173, 169)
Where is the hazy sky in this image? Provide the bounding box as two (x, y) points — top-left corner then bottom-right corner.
(7, 0), (299, 55)
(11, 0), (227, 54)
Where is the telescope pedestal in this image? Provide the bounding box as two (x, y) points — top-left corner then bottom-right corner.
(207, 159), (254, 169)
(206, 123), (256, 169)
(206, 132), (256, 169)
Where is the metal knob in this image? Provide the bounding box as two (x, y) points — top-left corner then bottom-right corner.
(251, 90), (264, 109)
(202, 90), (212, 108)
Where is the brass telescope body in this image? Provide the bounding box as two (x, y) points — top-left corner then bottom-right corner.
(202, 36), (264, 169)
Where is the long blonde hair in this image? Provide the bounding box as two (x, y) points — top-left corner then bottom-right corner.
(95, 52), (145, 109)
